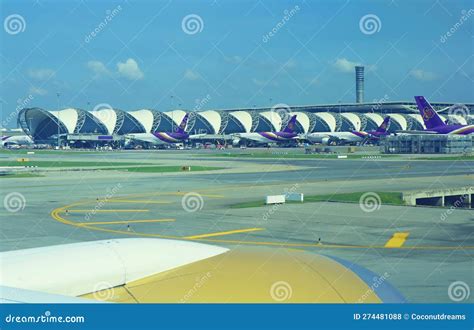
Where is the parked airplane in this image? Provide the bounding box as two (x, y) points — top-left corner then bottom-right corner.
(407, 96), (474, 135)
(233, 115), (298, 145)
(125, 113), (201, 146)
(304, 116), (391, 145)
(1, 135), (33, 147)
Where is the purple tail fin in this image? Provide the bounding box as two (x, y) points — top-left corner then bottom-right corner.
(282, 115), (297, 133)
(175, 113), (189, 133)
(375, 116), (390, 133)
(414, 96), (445, 129)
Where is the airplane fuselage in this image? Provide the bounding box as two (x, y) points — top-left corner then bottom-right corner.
(236, 132), (297, 143)
(1, 135), (33, 146)
(305, 130), (390, 145)
(305, 131), (368, 144)
(127, 132), (189, 145)
(431, 124), (474, 135)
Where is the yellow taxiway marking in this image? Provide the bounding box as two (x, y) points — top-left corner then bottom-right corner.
(96, 199), (171, 204)
(50, 199), (474, 251)
(64, 209), (150, 213)
(77, 219), (175, 226)
(185, 228), (264, 239)
(167, 192), (225, 198)
(384, 232), (410, 248)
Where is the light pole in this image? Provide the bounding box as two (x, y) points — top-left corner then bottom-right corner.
(56, 92), (60, 148)
(170, 95), (174, 132)
(269, 98), (274, 131)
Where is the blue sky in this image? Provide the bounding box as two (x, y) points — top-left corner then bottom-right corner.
(1, 0), (473, 127)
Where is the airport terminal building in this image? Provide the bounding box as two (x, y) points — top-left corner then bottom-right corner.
(17, 101), (474, 144)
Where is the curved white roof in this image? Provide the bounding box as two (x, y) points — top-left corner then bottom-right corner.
(446, 115), (467, 125)
(260, 111), (282, 131)
(340, 113), (361, 131)
(198, 110), (222, 134)
(406, 114), (425, 128)
(91, 109), (117, 134)
(229, 111), (253, 133)
(313, 113), (337, 132)
(438, 106), (451, 113)
(292, 112), (310, 133)
(163, 110), (187, 126)
(364, 113), (384, 127)
(389, 114), (408, 130)
(49, 109), (78, 133)
(129, 110), (155, 132)
(447, 115), (467, 125)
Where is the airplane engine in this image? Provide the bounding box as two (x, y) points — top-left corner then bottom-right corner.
(321, 137), (331, 145)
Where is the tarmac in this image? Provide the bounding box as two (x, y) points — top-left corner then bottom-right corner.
(1, 148), (473, 303)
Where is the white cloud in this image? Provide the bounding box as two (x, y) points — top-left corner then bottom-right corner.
(117, 58), (144, 80)
(332, 58), (376, 73)
(410, 69), (437, 81)
(333, 58), (361, 72)
(28, 68), (55, 80)
(29, 86), (48, 95)
(184, 69), (200, 80)
(86, 60), (110, 77)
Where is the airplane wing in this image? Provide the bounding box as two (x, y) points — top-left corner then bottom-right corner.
(0, 238), (405, 303)
(0, 239), (227, 301)
(326, 134), (351, 142)
(0, 285), (99, 303)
